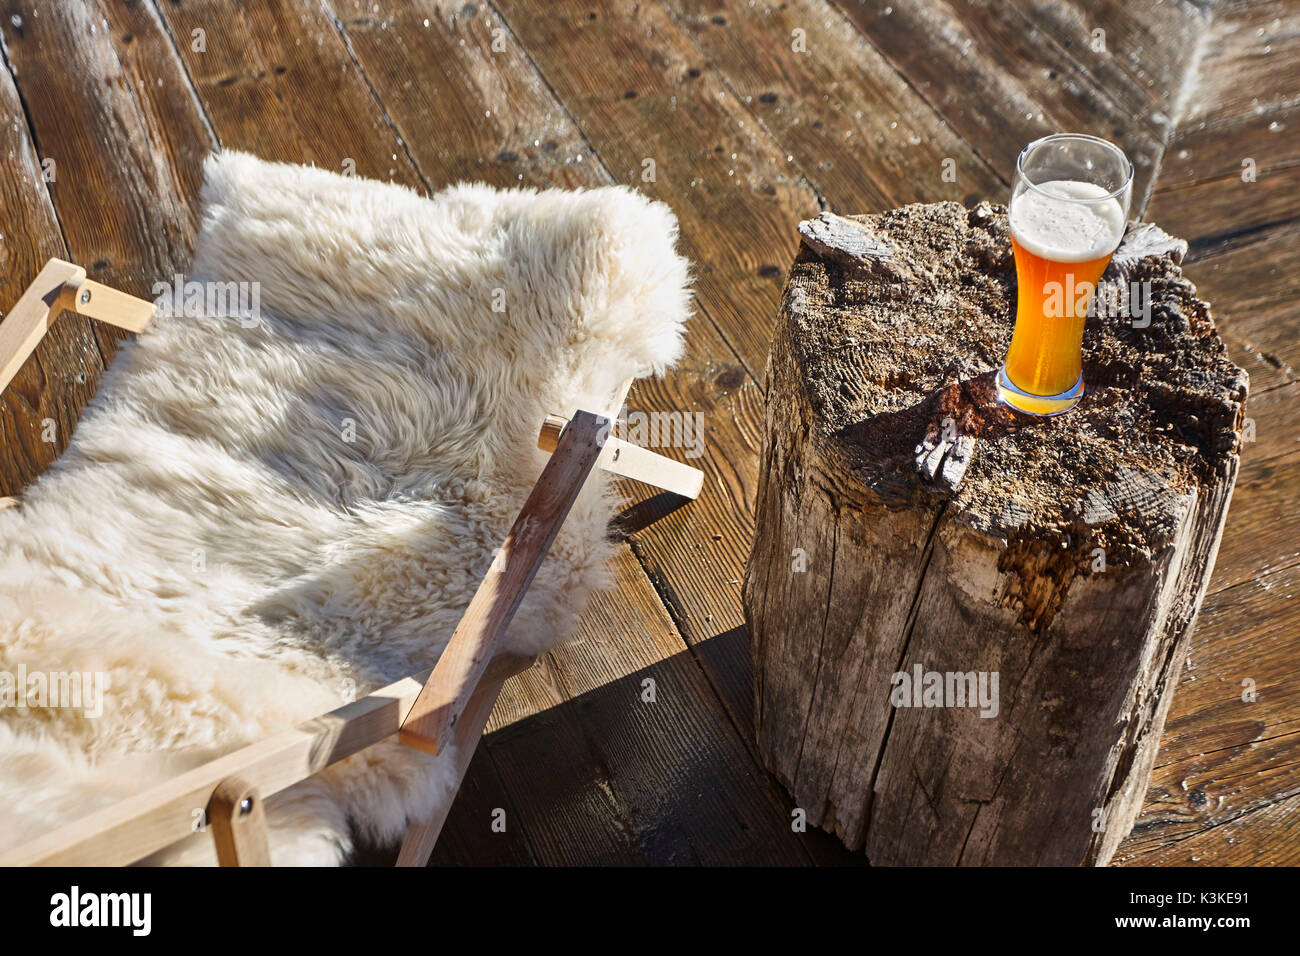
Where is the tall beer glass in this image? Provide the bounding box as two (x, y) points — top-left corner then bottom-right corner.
(996, 134), (1133, 415)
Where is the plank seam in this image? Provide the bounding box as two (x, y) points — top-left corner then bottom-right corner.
(318, 0), (433, 196)
(822, 0), (1010, 193)
(483, 0), (775, 386)
(146, 0), (222, 150)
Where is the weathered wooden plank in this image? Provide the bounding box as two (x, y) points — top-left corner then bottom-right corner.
(1145, 172), (1299, 395)
(662, 0), (1005, 210)
(481, 549), (835, 865)
(1215, 302), (1297, 395)
(1008, 0), (1210, 133)
(491, 0), (820, 377)
(346, 737), (535, 866)
(1181, 0), (1298, 131)
(616, 369), (764, 737)
(156, 0), (421, 182)
(425, 745), (536, 866)
(1157, 0), (1299, 187)
(1204, 449), (1300, 592)
(1121, 792), (1300, 866)
(1116, 559), (1300, 863)
(1160, 107), (1299, 188)
(1, 0), (210, 304)
(1147, 164), (1300, 262)
(470, 678), (652, 865)
(1233, 383), (1298, 466)
(0, 0), (210, 492)
(1170, 554), (1300, 763)
(1188, 227), (1300, 321)
(329, 0), (600, 191)
(0, 55), (103, 494)
(829, 0), (1171, 209)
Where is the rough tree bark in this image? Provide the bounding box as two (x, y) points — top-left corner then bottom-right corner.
(744, 204), (1248, 866)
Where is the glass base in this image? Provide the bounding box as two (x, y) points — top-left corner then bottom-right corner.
(996, 366), (1084, 417)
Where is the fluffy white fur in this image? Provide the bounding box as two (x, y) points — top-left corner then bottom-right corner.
(0, 152), (690, 865)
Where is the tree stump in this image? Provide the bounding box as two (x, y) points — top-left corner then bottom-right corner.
(744, 204), (1248, 866)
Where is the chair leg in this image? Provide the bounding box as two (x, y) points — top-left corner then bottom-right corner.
(396, 675), (505, 867)
(208, 776), (271, 866)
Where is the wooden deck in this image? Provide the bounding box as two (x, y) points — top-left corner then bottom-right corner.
(0, 0), (1294, 866)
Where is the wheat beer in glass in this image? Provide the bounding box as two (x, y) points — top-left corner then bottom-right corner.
(996, 134), (1133, 415)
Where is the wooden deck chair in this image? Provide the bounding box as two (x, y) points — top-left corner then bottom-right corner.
(0, 261), (702, 867)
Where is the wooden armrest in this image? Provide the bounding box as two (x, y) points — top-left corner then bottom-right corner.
(397, 409), (609, 756)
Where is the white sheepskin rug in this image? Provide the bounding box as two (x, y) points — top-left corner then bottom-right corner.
(0, 152), (691, 865)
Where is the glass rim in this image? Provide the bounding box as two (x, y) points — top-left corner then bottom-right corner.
(1015, 132), (1135, 205)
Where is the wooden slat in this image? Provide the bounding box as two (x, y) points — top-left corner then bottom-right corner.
(423, 746), (535, 866)
(1156, 0), (1299, 188)
(1121, 792), (1300, 866)
(1189, 228), (1300, 332)
(1129, 19), (1300, 856)
(1146, 164), (1300, 262)
(57, 276), (156, 334)
(1007, 0), (1210, 134)
(328, 0), (602, 192)
(662, 0), (1005, 210)
(476, 551), (849, 864)
(397, 674), (509, 865)
(1208, 449), (1300, 592)
(1160, 106), (1300, 190)
(1214, 302), (1298, 395)
(154, 0), (422, 182)
(538, 413), (703, 499)
(1177, 0), (1298, 133)
(828, 0), (1179, 210)
(1116, 559), (1300, 863)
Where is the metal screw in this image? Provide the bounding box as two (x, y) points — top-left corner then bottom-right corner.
(238, 796), (254, 816)
(78, 288), (91, 305)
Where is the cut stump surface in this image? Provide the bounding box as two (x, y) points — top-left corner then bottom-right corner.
(745, 203), (1248, 866)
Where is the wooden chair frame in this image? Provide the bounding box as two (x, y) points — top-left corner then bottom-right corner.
(0, 260), (702, 867)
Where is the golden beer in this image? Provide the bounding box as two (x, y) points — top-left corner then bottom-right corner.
(997, 135), (1133, 416)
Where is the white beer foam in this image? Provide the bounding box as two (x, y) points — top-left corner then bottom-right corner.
(1010, 179), (1126, 263)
